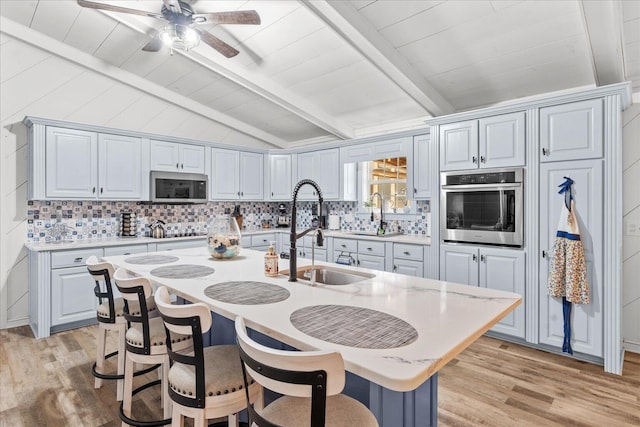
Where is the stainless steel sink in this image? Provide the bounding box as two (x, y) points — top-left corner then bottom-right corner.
(347, 231), (404, 238)
(281, 265), (375, 285)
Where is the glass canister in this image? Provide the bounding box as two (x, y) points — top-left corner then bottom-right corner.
(207, 215), (242, 259)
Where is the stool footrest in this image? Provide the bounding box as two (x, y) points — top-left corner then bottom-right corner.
(119, 378), (171, 427)
(92, 352), (160, 380)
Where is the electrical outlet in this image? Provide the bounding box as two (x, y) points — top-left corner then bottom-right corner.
(247, 213), (255, 222)
(625, 220), (640, 236)
(344, 213), (354, 223)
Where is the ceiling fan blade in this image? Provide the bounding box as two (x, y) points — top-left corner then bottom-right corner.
(162, 0), (182, 14)
(198, 31), (239, 58)
(76, 0), (166, 20)
(142, 35), (164, 52)
(192, 10), (261, 25)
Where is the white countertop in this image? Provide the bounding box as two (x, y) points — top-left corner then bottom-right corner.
(25, 229), (430, 252)
(104, 247), (519, 392)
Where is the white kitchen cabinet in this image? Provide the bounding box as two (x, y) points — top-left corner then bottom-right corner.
(153, 238), (207, 251)
(440, 112), (525, 171)
(150, 140), (206, 174)
(296, 148), (340, 200)
(412, 134), (431, 199)
(268, 154), (292, 200)
(211, 149), (264, 200)
(392, 243), (424, 277)
(45, 127), (143, 200)
(539, 160), (603, 357)
(357, 253), (386, 271)
(540, 99), (603, 162)
(332, 238), (387, 271)
(440, 244), (525, 338)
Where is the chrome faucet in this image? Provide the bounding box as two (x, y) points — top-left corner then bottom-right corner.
(290, 179), (324, 282)
(370, 192), (387, 235)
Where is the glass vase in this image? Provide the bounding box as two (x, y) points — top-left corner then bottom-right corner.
(207, 215), (242, 259)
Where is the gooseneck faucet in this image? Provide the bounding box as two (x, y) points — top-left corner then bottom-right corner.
(371, 192), (387, 235)
(290, 179), (324, 282)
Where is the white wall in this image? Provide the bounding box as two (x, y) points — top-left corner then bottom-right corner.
(0, 34), (270, 329)
(622, 103), (640, 354)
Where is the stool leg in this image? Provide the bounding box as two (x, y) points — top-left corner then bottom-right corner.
(162, 355), (171, 419)
(95, 324), (107, 389)
(116, 324), (126, 401)
(193, 411), (206, 427)
(122, 351), (134, 427)
(227, 413), (239, 427)
(171, 412), (184, 427)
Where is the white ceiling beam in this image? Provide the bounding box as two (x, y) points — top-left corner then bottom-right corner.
(580, 0), (626, 85)
(0, 16), (289, 148)
(302, 0), (454, 117)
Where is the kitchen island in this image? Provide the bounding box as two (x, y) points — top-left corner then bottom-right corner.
(104, 247), (521, 427)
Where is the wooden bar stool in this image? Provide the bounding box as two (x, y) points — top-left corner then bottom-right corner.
(113, 269), (192, 427)
(86, 256), (157, 401)
(235, 316), (378, 427)
(153, 286), (263, 427)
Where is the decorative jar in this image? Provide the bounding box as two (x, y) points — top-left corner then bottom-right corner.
(207, 215), (242, 259)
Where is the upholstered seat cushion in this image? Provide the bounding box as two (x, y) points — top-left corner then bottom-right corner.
(125, 316), (190, 348)
(258, 394), (378, 427)
(97, 297), (156, 319)
(168, 345), (250, 398)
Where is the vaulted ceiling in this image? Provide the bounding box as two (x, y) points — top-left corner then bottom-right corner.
(1, 0), (638, 149)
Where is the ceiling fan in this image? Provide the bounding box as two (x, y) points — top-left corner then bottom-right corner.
(77, 0), (260, 57)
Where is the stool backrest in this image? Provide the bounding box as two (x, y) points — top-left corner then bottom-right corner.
(86, 256), (117, 323)
(235, 316), (346, 427)
(154, 286), (212, 408)
(113, 267), (155, 354)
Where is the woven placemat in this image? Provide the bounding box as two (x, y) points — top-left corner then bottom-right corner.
(204, 281), (290, 305)
(150, 264), (215, 279)
(124, 255), (179, 265)
(290, 305), (418, 349)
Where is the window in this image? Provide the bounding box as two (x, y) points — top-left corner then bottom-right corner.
(359, 157), (412, 214)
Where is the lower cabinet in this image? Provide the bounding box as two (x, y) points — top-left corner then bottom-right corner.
(392, 243), (424, 277)
(154, 238), (206, 251)
(440, 244), (525, 339)
(332, 238), (386, 271)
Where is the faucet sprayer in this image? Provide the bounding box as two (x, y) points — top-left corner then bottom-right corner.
(289, 179), (324, 282)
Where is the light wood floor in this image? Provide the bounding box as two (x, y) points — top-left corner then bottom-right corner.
(1, 325), (639, 426)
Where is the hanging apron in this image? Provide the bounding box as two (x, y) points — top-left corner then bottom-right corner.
(547, 177), (589, 355)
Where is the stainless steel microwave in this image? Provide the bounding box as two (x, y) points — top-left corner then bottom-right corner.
(151, 171), (208, 204)
(440, 168), (524, 247)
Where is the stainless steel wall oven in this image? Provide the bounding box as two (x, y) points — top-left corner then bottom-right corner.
(440, 168), (523, 247)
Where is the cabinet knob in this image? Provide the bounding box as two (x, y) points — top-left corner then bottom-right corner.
(357, 259), (360, 266)
(542, 250), (547, 258)
(414, 188), (417, 194)
(393, 265), (397, 272)
(366, 247), (372, 251)
(271, 192), (274, 196)
(74, 257), (83, 263)
(181, 163), (184, 169)
(472, 156), (477, 164)
(100, 187), (103, 194)
(480, 254), (485, 262)
(472, 254), (477, 261)
(404, 251), (410, 256)
(542, 148), (549, 156)
(176, 163), (179, 169)
(92, 187), (96, 194)
(480, 156), (486, 163)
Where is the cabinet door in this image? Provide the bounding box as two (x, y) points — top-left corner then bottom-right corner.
(180, 144), (206, 174)
(479, 248), (525, 338)
(45, 127), (98, 198)
(269, 154), (292, 200)
(439, 120), (478, 171)
(413, 134), (431, 199)
(315, 148), (340, 200)
(540, 99), (603, 162)
(479, 111), (525, 168)
(357, 254), (385, 271)
(393, 259), (423, 277)
(98, 134), (142, 199)
(51, 266), (97, 326)
(211, 149), (240, 200)
(296, 152), (316, 200)
(440, 244), (478, 286)
(150, 140), (180, 171)
(240, 152), (264, 200)
(539, 160), (603, 357)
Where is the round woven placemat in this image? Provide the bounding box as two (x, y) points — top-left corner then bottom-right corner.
(124, 255), (179, 265)
(204, 281), (290, 305)
(150, 264), (215, 279)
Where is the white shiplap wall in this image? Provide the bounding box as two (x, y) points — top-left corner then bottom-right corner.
(0, 34), (270, 329)
(623, 103), (640, 354)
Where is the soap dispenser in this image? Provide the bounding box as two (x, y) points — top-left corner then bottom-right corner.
(264, 241), (279, 277)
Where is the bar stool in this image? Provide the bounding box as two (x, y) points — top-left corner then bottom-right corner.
(113, 268), (192, 427)
(153, 286), (263, 427)
(235, 316), (378, 427)
(86, 256), (158, 401)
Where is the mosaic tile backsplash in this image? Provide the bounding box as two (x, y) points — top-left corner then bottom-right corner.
(27, 200), (430, 243)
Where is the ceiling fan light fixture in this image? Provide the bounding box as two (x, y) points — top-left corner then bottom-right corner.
(159, 24), (200, 51)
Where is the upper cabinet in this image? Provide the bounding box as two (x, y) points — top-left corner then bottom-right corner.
(43, 127), (144, 200)
(412, 134), (431, 199)
(211, 148), (264, 200)
(150, 140), (205, 174)
(296, 148), (340, 200)
(440, 112), (525, 171)
(268, 154), (292, 201)
(539, 99), (603, 162)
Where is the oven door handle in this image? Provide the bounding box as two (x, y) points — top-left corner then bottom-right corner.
(441, 183), (521, 190)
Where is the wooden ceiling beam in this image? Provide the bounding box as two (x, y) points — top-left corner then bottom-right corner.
(302, 0), (455, 117)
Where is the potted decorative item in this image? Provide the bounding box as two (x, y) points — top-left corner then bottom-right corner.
(207, 215), (241, 259)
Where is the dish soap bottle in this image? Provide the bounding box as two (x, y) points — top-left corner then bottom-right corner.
(264, 241), (279, 277)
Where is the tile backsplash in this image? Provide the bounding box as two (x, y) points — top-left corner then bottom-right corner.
(27, 200), (430, 243)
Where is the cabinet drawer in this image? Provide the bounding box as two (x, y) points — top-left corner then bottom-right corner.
(394, 243), (424, 261)
(156, 239), (206, 251)
(358, 240), (385, 257)
(51, 249), (103, 269)
(103, 245), (148, 257)
(241, 235), (251, 248)
(357, 253), (385, 271)
(251, 233), (276, 247)
(334, 238), (357, 252)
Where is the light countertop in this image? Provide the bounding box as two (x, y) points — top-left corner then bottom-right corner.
(104, 247), (519, 392)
